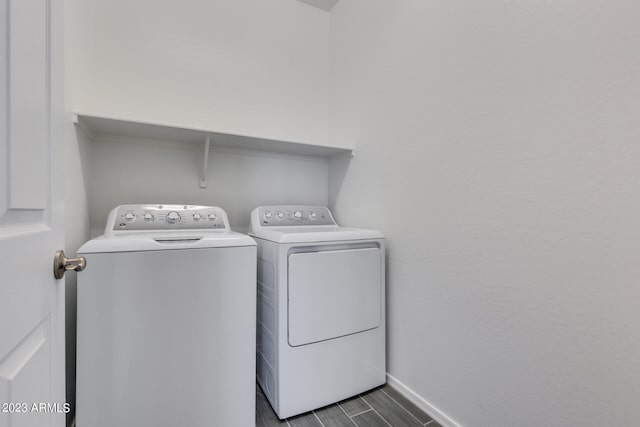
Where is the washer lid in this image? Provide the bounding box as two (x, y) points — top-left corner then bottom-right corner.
(78, 231), (256, 254)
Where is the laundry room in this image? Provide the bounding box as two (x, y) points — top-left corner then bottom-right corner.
(1, 0), (639, 426)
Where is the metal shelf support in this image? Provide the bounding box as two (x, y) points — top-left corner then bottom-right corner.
(200, 136), (210, 188)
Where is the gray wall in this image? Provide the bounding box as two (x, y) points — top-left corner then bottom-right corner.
(330, 1), (640, 426)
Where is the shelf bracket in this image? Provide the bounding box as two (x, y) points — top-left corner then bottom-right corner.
(200, 136), (210, 188)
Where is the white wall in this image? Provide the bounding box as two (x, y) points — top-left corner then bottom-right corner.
(72, 0), (330, 146)
(87, 137), (328, 236)
(330, 1), (640, 426)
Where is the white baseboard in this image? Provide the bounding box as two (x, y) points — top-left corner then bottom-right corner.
(386, 373), (462, 427)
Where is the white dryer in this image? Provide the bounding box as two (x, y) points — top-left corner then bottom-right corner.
(249, 205), (385, 419)
(77, 204), (256, 427)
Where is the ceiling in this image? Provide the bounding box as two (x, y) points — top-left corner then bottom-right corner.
(296, 0), (339, 12)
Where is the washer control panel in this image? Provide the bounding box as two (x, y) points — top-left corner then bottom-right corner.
(110, 204), (227, 232)
(256, 206), (336, 227)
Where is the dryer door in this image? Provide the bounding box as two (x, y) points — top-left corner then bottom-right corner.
(288, 247), (382, 346)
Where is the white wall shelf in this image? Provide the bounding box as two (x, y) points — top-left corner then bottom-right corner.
(73, 113), (353, 189)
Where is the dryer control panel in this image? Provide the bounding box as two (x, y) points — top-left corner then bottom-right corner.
(253, 206), (336, 227)
(107, 204), (228, 233)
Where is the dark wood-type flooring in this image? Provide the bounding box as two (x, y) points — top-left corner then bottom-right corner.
(256, 383), (443, 427)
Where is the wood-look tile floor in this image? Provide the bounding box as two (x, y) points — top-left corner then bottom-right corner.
(256, 384), (442, 427)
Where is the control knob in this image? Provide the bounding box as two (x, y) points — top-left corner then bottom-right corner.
(143, 213), (154, 222)
(309, 212), (317, 220)
(276, 212), (284, 219)
(264, 212), (273, 219)
(207, 213), (217, 221)
(166, 211), (181, 224)
(294, 211), (303, 219)
(193, 213), (202, 221)
(124, 212), (136, 222)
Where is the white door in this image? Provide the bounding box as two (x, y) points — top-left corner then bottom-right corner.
(0, 0), (65, 426)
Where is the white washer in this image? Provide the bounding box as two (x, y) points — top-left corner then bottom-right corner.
(77, 204), (256, 427)
(249, 205), (386, 419)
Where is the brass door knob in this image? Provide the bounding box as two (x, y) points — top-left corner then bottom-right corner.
(53, 250), (86, 279)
